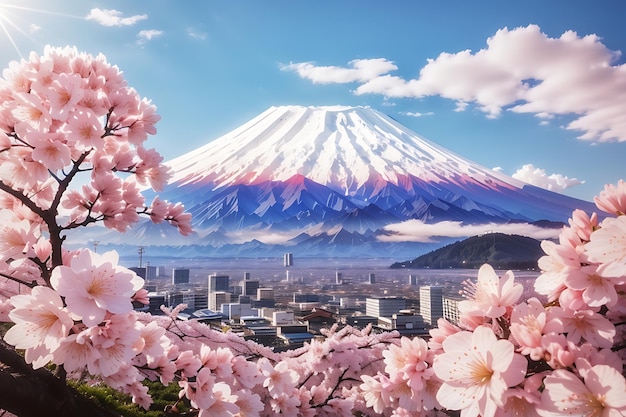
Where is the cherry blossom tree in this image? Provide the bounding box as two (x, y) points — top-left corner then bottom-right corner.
(0, 46), (625, 417)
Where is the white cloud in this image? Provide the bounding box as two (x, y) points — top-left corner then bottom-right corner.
(285, 24), (626, 143)
(378, 219), (560, 243)
(29, 24), (41, 34)
(512, 164), (584, 192)
(137, 29), (163, 44)
(86, 8), (148, 27)
(187, 28), (208, 40)
(280, 58), (398, 84)
(404, 111), (434, 117)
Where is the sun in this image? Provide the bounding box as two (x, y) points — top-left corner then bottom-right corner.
(0, 2), (81, 59)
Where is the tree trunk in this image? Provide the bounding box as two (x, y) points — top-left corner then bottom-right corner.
(0, 341), (120, 417)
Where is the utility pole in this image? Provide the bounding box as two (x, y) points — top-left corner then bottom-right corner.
(138, 246), (145, 268)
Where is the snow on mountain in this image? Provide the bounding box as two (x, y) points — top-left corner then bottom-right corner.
(97, 105), (597, 258)
(166, 105), (524, 197)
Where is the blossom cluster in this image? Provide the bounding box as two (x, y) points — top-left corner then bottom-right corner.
(0, 45), (191, 237)
(362, 180), (626, 417)
(1, 46), (625, 417)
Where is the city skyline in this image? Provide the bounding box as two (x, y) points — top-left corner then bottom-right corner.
(0, 1), (624, 201)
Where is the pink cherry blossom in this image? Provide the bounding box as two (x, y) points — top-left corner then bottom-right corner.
(269, 391), (301, 416)
(11, 91), (51, 133)
(87, 313), (141, 377)
(360, 374), (390, 414)
(53, 329), (100, 373)
(568, 209), (598, 242)
(428, 317), (462, 352)
(197, 382), (239, 417)
(382, 336), (434, 392)
(594, 179), (626, 216)
(50, 249), (143, 326)
(0, 217), (40, 259)
(433, 326), (527, 417)
(459, 264), (523, 319)
(585, 215), (626, 278)
(509, 297), (550, 361)
(259, 358), (299, 397)
(535, 237), (583, 302)
(550, 307), (615, 348)
(29, 132), (72, 171)
(64, 109), (104, 151)
(233, 389), (264, 417)
(564, 263), (622, 307)
(4, 286), (73, 352)
(46, 72), (84, 121)
(540, 365), (626, 417)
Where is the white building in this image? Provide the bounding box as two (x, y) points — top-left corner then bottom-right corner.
(365, 297), (406, 318)
(419, 286), (443, 326)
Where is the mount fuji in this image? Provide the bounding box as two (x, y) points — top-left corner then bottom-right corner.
(79, 105), (596, 258)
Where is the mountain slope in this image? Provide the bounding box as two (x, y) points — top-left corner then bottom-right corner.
(84, 105), (596, 257)
(390, 233), (544, 270)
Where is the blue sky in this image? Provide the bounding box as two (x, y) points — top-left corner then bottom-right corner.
(0, 1), (624, 202)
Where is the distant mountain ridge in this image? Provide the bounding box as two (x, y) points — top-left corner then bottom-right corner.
(69, 105), (595, 258)
(391, 233), (544, 270)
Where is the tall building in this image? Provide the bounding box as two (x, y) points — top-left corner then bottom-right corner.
(365, 297), (406, 318)
(209, 291), (231, 312)
(335, 271), (343, 285)
(243, 279), (260, 298)
(442, 295), (463, 325)
(284, 253), (293, 267)
(419, 286), (443, 326)
(408, 274), (418, 286)
(257, 287), (274, 301)
(208, 274), (230, 293)
(172, 268), (190, 285)
(368, 273), (376, 284)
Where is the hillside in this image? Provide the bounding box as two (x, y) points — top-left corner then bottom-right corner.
(390, 233), (544, 270)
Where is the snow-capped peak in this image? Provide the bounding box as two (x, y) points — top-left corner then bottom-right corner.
(167, 105), (524, 196)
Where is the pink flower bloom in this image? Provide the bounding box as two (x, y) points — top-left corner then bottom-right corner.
(383, 336), (434, 392)
(540, 365), (626, 417)
(197, 382), (239, 417)
(0, 217), (40, 259)
(44, 72), (83, 119)
(586, 215), (626, 278)
(568, 209), (598, 242)
(551, 307), (615, 348)
(233, 389), (264, 417)
(53, 330), (100, 373)
(136, 320), (170, 364)
(535, 238), (582, 302)
(433, 326), (527, 417)
(175, 349), (202, 377)
(594, 179), (626, 216)
(11, 91), (52, 133)
(50, 249), (144, 326)
(4, 286), (73, 353)
(360, 374), (390, 414)
(259, 358), (299, 397)
(183, 367), (216, 410)
(231, 355), (264, 389)
(495, 386), (542, 417)
(428, 318), (462, 352)
(459, 264), (523, 319)
(269, 391), (301, 416)
(64, 109), (104, 151)
(564, 263), (622, 307)
(540, 334), (575, 369)
(510, 298), (550, 361)
(87, 313), (141, 377)
(29, 132), (72, 171)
